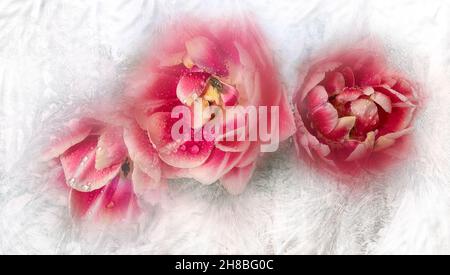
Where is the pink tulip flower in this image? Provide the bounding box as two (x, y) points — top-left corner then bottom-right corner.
(126, 18), (296, 194)
(43, 117), (166, 221)
(294, 47), (419, 177)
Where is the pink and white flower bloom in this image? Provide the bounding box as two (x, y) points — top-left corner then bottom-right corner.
(294, 47), (419, 176)
(127, 18), (296, 194)
(43, 117), (166, 222)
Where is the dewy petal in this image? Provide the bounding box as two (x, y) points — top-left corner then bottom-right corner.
(311, 103), (339, 135)
(42, 119), (94, 161)
(69, 176), (140, 222)
(335, 88), (363, 104)
(374, 128), (413, 152)
(305, 85), (328, 112)
(324, 71), (345, 95)
(60, 136), (121, 192)
(350, 99), (379, 135)
(185, 36), (227, 76)
(346, 131), (375, 162)
(123, 123), (161, 181)
(220, 162), (257, 195)
(147, 112), (214, 169)
(95, 127), (127, 170)
(176, 72), (210, 105)
(370, 92), (392, 113)
(326, 116), (356, 140)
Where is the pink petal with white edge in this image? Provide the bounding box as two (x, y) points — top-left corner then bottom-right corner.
(147, 112), (214, 169)
(188, 149), (245, 185)
(311, 103), (339, 135)
(350, 99), (379, 134)
(392, 79), (415, 98)
(299, 62), (342, 102)
(335, 88), (363, 104)
(374, 128), (413, 152)
(132, 166), (166, 206)
(69, 176), (140, 222)
(371, 92), (392, 113)
(185, 36), (227, 76)
(295, 118), (331, 160)
(60, 136), (121, 192)
(375, 85), (410, 104)
(346, 131), (376, 162)
(324, 71), (345, 95)
(379, 106), (416, 135)
(326, 116), (356, 141)
(123, 123), (161, 181)
(176, 72), (210, 105)
(42, 119), (94, 161)
(95, 127), (127, 170)
(220, 162), (257, 195)
(304, 85), (328, 112)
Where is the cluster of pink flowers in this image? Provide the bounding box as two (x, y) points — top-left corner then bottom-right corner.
(43, 19), (419, 222)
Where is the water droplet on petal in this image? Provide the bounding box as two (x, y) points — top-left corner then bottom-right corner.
(81, 185), (91, 192)
(106, 202), (115, 209)
(190, 145), (200, 154)
(68, 178), (76, 186)
(180, 145), (186, 151)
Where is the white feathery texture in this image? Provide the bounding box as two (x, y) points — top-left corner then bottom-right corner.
(0, 0), (449, 254)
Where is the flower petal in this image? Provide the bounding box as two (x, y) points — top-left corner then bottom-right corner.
(326, 116), (356, 140)
(176, 72), (210, 105)
(375, 85), (410, 104)
(147, 112), (214, 169)
(350, 99), (379, 135)
(370, 91), (392, 113)
(123, 123), (161, 181)
(392, 78), (414, 98)
(132, 166), (167, 206)
(374, 128), (413, 152)
(324, 71), (345, 95)
(335, 88), (363, 104)
(299, 62), (341, 102)
(185, 36), (227, 76)
(220, 162), (257, 195)
(60, 136), (121, 192)
(221, 83), (239, 107)
(95, 127), (127, 170)
(69, 176), (140, 222)
(310, 103), (339, 135)
(346, 131), (376, 162)
(378, 106), (416, 135)
(42, 119), (94, 161)
(305, 85), (328, 112)
(340, 66), (355, 87)
(187, 149), (245, 185)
